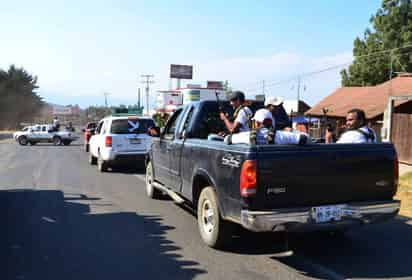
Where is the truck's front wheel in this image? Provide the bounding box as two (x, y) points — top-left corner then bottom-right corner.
(197, 187), (233, 248)
(145, 161), (161, 198)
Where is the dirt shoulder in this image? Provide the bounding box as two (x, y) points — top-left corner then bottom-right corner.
(395, 171), (412, 218)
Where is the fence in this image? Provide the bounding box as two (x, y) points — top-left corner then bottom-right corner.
(391, 113), (412, 164)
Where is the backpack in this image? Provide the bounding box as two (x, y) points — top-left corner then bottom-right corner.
(356, 127), (375, 142)
(249, 126), (276, 145)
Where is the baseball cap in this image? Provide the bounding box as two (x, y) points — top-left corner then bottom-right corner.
(264, 96), (284, 107)
(227, 90), (245, 101)
(252, 109), (273, 123)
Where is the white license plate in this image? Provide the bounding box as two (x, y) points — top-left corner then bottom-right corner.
(129, 138), (141, 144)
(311, 205), (343, 223)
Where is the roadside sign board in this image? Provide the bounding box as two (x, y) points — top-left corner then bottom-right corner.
(170, 64), (193, 79)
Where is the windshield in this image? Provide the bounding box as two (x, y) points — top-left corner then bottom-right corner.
(110, 119), (155, 134)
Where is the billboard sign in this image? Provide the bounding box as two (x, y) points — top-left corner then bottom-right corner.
(170, 64), (193, 79)
(52, 105), (72, 115)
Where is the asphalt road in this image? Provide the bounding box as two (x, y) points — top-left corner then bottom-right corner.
(2, 138), (412, 280)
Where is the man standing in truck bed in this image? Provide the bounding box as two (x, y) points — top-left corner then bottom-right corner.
(220, 91), (252, 133)
(337, 108), (377, 143)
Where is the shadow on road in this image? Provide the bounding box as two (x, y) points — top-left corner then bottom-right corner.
(276, 218), (412, 279)
(1, 188), (206, 280)
(219, 217), (412, 279)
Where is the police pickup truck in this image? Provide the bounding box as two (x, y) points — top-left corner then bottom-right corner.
(14, 124), (78, 146)
(145, 100), (400, 248)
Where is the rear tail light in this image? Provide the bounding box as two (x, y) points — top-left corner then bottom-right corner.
(105, 136), (112, 147)
(240, 160), (257, 197)
(394, 154), (399, 188)
(86, 133), (91, 141)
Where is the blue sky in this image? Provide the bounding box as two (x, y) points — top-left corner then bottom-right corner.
(0, 0), (382, 108)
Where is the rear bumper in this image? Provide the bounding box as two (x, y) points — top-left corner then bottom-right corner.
(240, 200), (400, 232)
(108, 152), (147, 165)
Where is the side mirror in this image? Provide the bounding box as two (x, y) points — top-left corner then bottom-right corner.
(82, 128), (85, 133)
(148, 126), (161, 137)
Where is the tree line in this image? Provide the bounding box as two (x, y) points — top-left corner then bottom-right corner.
(342, 0), (412, 86)
(0, 65), (44, 129)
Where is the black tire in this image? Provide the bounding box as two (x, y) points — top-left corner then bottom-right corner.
(85, 143), (89, 152)
(145, 161), (161, 199)
(97, 153), (109, 172)
(18, 136), (28, 146)
(88, 152), (97, 165)
(53, 136), (62, 146)
(63, 140), (71, 146)
(197, 186), (233, 248)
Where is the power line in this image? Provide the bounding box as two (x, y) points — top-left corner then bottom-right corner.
(243, 43), (412, 94)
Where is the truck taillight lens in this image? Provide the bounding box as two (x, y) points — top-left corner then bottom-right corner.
(105, 136), (112, 147)
(240, 160), (257, 197)
(394, 154), (399, 187)
(86, 133), (91, 141)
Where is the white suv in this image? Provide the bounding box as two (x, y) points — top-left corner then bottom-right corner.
(88, 115), (155, 172)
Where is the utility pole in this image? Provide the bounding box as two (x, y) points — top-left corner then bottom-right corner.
(103, 92), (110, 108)
(262, 80), (265, 96)
(138, 88), (141, 109)
(140, 74), (155, 116)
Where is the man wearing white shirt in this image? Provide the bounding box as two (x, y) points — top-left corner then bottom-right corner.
(337, 109), (377, 144)
(220, 91), (253, 133)
(226, 109), (308, 145)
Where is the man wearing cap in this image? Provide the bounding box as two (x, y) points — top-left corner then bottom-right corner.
(265, 96), (291, 130)
(220, 91), (253, 133)
(225, 109), (308, 145)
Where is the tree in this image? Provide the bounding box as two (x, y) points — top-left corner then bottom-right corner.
(0, 65), (44, 129)
(341, 0), (412, 86)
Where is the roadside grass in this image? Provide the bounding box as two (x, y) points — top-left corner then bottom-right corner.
(395, 171), (412, 218)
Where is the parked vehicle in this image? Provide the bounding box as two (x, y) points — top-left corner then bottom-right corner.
(146, 100), (400, 248)
(82, 122), (97, 152)
(14, 124), (78, 146)
(88, 115), (155, 172)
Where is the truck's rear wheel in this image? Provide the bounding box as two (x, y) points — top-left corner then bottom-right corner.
(63, 140), (71, 146)
(145, 161), (161, 198)
(18, 136), (28, 146)
(197, 186), (233, 248)
(85, 143), (89, 152)
(97, 154), (109, 172)
(53, 136), (62, 146)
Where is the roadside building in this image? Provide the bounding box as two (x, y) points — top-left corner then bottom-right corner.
(306, 75), (412, 163)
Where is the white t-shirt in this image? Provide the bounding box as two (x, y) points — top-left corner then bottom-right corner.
(229, 128), (303, 145)
(234, 107), (253, 132)
(337, 126), (377, 144)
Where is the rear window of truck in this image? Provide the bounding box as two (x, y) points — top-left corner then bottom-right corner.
(110, 119), (155, 134)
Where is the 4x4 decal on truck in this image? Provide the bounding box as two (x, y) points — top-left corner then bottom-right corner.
(221, 153), (241, 168)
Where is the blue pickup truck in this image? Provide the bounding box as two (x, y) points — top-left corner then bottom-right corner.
(145, 100), (400, 248)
